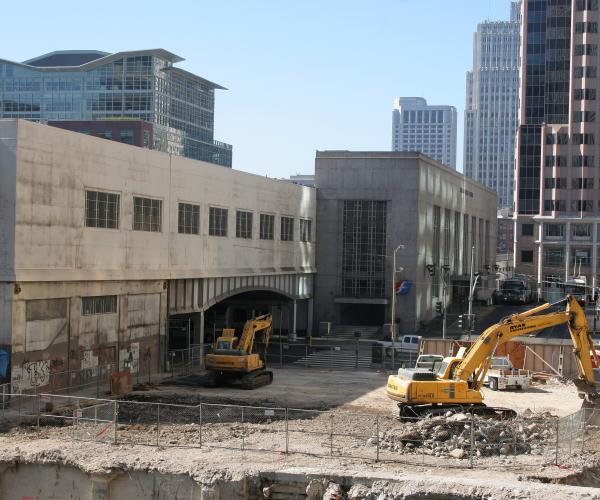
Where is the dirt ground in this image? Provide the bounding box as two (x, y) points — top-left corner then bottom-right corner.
(0, 368), (596, 499)
(134, 367), (585, 418)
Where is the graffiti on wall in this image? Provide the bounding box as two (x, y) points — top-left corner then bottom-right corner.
(120, 343), (139, 374)
(12, 360), (51, 391)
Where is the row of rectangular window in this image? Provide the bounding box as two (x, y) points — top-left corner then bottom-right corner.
(522, 223), (593, 238)
(86, 190), (312, 241)
(543, 248), (592, 267)
(577, 0), (599, 11)
(546, 133), (595, 145)
(546, 155), (595, 167)
(544, 177), (595, 189)
(543, 199), (597, 212)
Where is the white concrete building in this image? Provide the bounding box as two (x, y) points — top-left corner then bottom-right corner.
(391, 97), (458, 169)
(0, 120), (315, 391)
(464, 2), (520, 209)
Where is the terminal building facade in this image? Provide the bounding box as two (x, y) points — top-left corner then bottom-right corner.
(0, 120), (314, 391)
(314, 151), (498, 334)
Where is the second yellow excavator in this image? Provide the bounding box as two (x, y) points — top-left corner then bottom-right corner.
(204, 314), (273, 389)
(387, 296), (600, 418)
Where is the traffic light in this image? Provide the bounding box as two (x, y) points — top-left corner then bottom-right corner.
(457, 314), (463, 329)
(435, 301), (443, 315)
(426, 265), (436, 277)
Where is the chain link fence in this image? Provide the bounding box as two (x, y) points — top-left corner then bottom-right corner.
(1, 392), (595, 468)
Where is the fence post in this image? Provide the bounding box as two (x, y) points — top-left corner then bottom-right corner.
(375, 414), (380, 462)
(329, 413), (334, 456)
(469, 412), (475, 469)
(285, 408), (289, 454)
(241, 407), (245, 451)
(156, 404), (160, 447)
(199, 403), (203, 448)
(36, 394), (41, 430)
(554, 418), (559, 465)
(114, 401), (119, 445)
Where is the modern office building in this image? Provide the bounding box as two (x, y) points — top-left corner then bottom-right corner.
(0, 120), (314, 391)
(464, 2), (520, 208)
(314, 151), (497, 334)
(0, 49), (232, 166)
(514, 0), (600, 298)
(391, 97), (458, 169)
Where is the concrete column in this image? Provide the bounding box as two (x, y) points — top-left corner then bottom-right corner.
(288, 300), (297, 342)
(199, 310), (205, 368)
(307, 298), (314, 336)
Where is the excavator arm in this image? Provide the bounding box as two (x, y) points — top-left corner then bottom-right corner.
(455, 296), (600, 395)
(237, 314), (272, 355)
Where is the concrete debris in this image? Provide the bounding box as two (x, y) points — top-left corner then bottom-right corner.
(306, 478), (327, 500)
(322, 481), (344, 500)
(377, 413), (555, 458)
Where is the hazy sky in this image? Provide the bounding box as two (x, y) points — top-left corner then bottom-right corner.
(2, 0), (514, 177)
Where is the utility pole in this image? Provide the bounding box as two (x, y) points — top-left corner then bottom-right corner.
(441, 265), (450, 340)
(390, 244), (404, 371)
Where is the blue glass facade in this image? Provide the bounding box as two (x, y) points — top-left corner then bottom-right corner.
(0, 50), (232, 167)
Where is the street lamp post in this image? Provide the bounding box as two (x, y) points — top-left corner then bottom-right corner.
(441, 265), (450, 340)
(467, 246), (480, 340)
(390, 244), (404, 371)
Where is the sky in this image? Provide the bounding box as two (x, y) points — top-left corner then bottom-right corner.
(1, 0), (514, 177)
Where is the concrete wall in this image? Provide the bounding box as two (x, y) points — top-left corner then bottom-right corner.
(0, 119), (316, 385)
(314, 151), (497, 334)
(7, 119), (315, 282)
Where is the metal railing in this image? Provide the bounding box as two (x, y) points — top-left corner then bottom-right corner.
(1, 392), (595, 469)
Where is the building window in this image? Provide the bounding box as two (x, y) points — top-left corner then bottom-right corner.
(576, 21), (598, 33)
(577, 0), (599, 10)
(97, 129), (113, 140)
(545, 155), (568, 167)
(575, 66), (597, 78)
(544, 248), (564, 267)
(571, 200), (594, 211)
(573, 155), (595, 167)
(572, 178), (595, 189)
(209, 207), (228, 237)
(544, 200), (566, 211)
(85, 190), (120, 229)
(573, 111), (596, 122)
(120, 128), (134, 145)
(259, 214), (274, 240)
(178, 202), (200, 235)
(522, 224), (534, 236)
(281, 216), (294, 241)
(575, 44), (598, 56)
(573, 133), (595, 145)
(574, 89), (596, 100)
(545, 224), (565, 238)
(521, 250), (534, 263)
(236, 210), (253, 239)
(82, 295), (117, 316)
(546, 133), (569, 144)
(300, 219), (312, 242)
(572, 223), (591, 238)
(133, 197), (162, 232)
(342, 200), (387, 298)
(544, 178), (567, 189)
(572, 248), (591, 266)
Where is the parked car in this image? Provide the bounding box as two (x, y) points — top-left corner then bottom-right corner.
(492, 279), (534, 305)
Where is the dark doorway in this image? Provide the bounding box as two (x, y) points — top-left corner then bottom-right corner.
(338, 304), (385, 325)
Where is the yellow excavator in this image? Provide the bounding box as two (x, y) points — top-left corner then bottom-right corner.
(387, 296), (600, 418)
(204, 314), (273, 389)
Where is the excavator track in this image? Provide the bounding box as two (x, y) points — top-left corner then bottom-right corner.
(239, 369), (273, 390)
(397, 403), (517, 421)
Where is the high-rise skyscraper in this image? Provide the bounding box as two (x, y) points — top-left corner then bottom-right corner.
(515, 0), (600, 297)
(391, 97), (457, 169)
(0, 49), (232, 166)
(464, 2), (521, 208)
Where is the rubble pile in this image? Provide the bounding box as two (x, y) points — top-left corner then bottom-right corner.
(377, 411), (556, 459)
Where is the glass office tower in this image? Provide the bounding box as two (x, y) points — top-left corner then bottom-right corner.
(0, 49), (232, 166)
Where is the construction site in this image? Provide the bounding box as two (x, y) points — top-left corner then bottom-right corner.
(1, 297), (600, 499)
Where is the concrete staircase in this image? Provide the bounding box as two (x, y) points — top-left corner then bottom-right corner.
(293, 350), (372, 369)
(328, 324), (381, 340)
